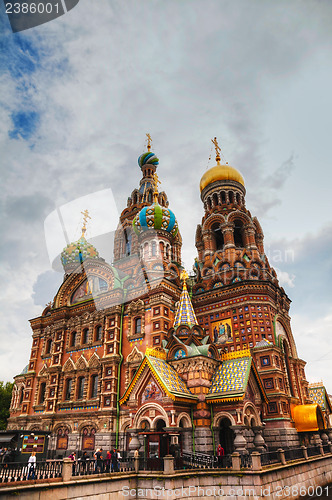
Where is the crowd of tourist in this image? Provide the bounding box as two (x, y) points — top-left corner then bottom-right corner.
(67, 448), (124, 474)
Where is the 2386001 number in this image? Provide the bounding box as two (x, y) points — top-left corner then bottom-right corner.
(6, 3), (60, 14)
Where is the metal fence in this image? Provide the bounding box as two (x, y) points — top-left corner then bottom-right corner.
(260, 450), (280, 466)
(283, 447), (304, 462)
(0, 460), (62, 483)
(307, 446), (322, 458)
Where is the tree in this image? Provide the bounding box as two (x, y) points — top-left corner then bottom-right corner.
(0, 382), (14, 430)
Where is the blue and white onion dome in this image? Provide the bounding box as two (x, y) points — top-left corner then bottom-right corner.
(133, 201), (178, 238)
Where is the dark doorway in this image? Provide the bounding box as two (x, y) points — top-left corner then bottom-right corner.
(219, 418), (234, 455)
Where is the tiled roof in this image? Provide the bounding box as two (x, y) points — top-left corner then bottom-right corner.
(119, 348), (197, 404)
(207, 350), (267, 403)
(208, 356), (251, 399)
(308, 384), (332, 412)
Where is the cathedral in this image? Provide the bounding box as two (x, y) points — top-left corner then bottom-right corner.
(7, 136), (332, 459)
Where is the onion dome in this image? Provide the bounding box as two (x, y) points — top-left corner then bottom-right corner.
(132, 202), (178, 237)
(138, 152), (159, 168)
(200, 163), (245, 192)
(61, 236), (99, 269)
(200, 137), (245, 192)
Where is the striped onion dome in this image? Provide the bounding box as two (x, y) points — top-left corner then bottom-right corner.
(132, 202), (178, 237)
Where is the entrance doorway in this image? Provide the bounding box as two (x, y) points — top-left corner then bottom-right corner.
(219, 418), (234, 455)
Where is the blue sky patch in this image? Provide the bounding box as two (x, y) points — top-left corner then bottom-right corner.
(9, 111), (40, 140)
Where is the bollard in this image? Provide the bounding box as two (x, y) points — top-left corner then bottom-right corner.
(251, 451), (262, 471)
(301, 445), (308, 460)
(163, 455), (174, 475)
(277, 449), (286, 465)
(62, 458), (72, 482)
(231, 452), (241, 471)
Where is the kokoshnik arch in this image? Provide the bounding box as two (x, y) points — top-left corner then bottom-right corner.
(7, 136), (332, 458)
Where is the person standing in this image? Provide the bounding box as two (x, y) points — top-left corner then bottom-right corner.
(105, 450), (112, 473)
(68, 452), (76, 475)
(28, 451), (36, 479)
(80, 451), (88, 474)
(94, 448), (103, 473)
(111, 448), (118, 472)
(216, 444), (224, 467)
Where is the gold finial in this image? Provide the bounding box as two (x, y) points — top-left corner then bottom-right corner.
(152, 172), (160, 203)
(81, 209), (91, 237)
(146, 133), (152, 152)
(211, 137), (221, 164)
(180, 270), (189, 281)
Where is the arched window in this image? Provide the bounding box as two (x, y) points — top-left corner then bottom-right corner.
(95, 325), (103, 342)
(64, 379), (72, 401)
(77, 377), (85, 400)
(229, 191), (234, 204)
(213, 193), (218, 207)
(151, 241), (157, 256)
(39, 382), (46, 404)
(221, 191), (226, 204)
(124, 228), (132, 256)
(90, 374), (98, 399)
(19, 387), (24, 405)
(233, 220), (244, 247)
(147, 190), (153, 203)
(70, 331), (77, 347)
(45, 338), (52, 354)
(212, 223), (224, 251)
(82, 328), (89, 345)
(236, 193), (241, 205)
(135, 318), (141, 335)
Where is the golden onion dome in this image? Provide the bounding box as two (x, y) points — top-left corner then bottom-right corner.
(200, 162), (245, 192)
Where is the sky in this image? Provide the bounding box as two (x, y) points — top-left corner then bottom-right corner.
(0, 0), (332, 390)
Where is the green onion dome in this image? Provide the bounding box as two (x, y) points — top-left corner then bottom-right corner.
(133, 202), (178, 237)
(61, 236), (99, 270)
(138, 152), (159, 168)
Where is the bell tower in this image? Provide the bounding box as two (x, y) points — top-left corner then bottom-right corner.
(195, 137), (275, 287)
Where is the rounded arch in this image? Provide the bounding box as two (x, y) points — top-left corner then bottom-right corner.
(120, 420), (131, 432)
(133, 403), (170, 429)
(226, 211), (251, 226)
(275, 317), (297, 357)
(213, 411), (236, 427)
(203, 214), (226, 231)
(153, 417), (167, 431)
(78, 420), (99, 434)
(54, 422), (73, 434)
(177, 412), (192, 428)
(243, 402), (261, 426)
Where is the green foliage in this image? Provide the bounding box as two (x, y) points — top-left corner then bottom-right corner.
(0, 381), (14, 430)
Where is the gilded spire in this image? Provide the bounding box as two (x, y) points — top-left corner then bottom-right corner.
(152, 172), (160, 203)
(146, 133), (152, 152)
(211, 137), (221, 165)
(173, 271), (198, 329)
(81, 209), (91, 238)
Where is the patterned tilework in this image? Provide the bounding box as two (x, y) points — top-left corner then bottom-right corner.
(308, 386), (327, 410)
(146, 354), (194, 398)
(173, 282), (198, 329)
(208, 357), (251, 396)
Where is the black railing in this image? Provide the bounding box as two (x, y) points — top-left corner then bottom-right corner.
(0, 460), (62, 483)
(241, 453), (252, 468)
(182, 451), (217, 469)
(307, 446), (321, 458)
(284, 447), (304, 462)
(323, 444), (330, 454)
(261, 450), (280, 466)
(139, 458), (163, 471)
